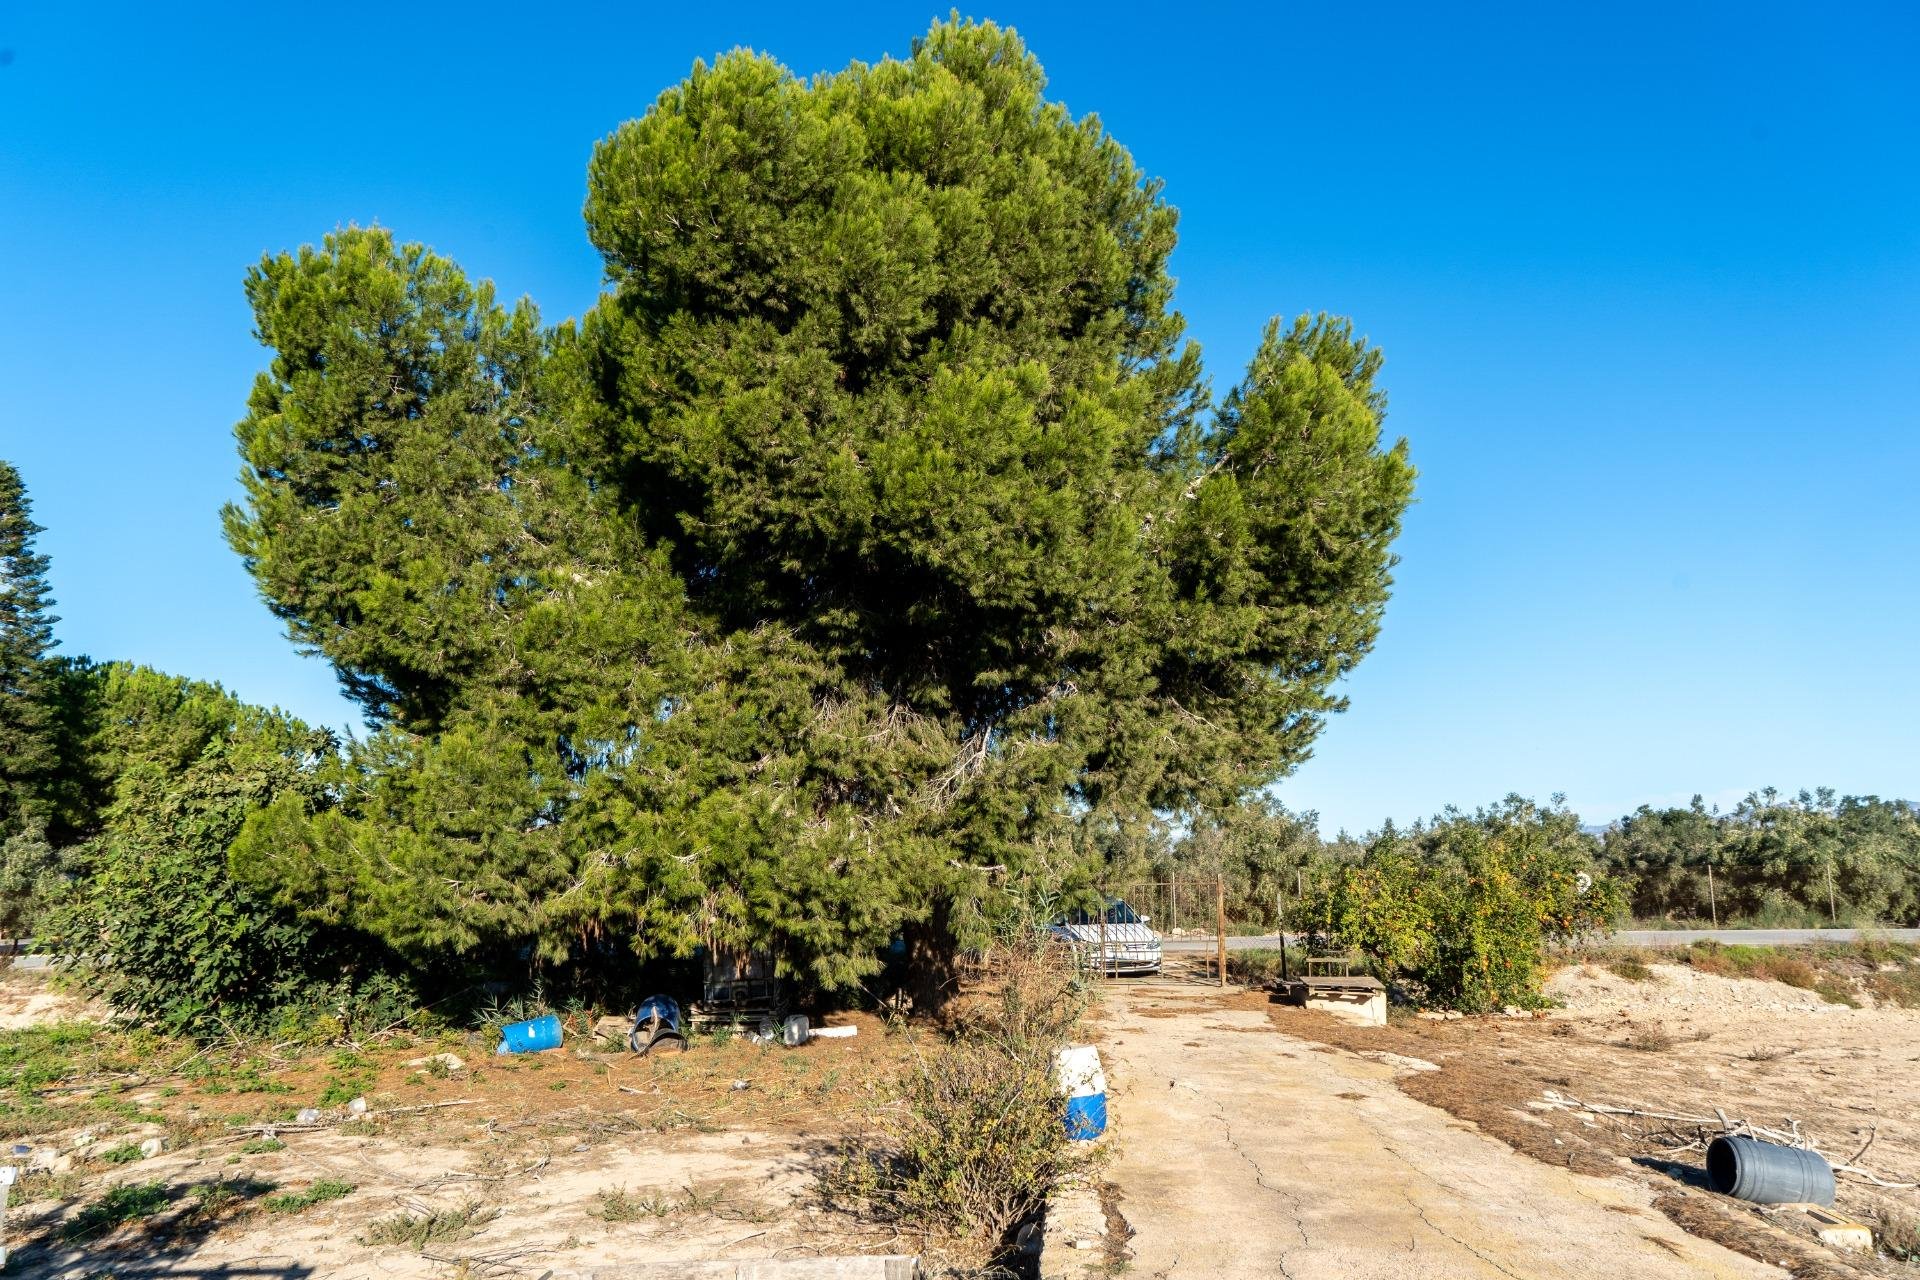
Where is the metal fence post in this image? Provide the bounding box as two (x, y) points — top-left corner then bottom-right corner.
(1099, 891), (1109, 982)
(1215, 877), (1227, 988)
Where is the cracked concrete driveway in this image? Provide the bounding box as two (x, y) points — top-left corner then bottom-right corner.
(1092, 983), (1785, 1279)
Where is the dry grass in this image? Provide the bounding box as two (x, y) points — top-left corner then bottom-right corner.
(1743, 1044), (1801, 1063)
(822, 937), (1097, 1266)
(1872, 1201), (1920, 1263)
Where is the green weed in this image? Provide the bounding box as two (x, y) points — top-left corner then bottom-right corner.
(362, 1198), (498, 1248)
(62, 1181), (174, 1240)
(265, 1178), (356, 1213)
(1606, 956), (1654, 981)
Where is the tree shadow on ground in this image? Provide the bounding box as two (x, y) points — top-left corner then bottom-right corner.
(6, 1172), (311, 1278)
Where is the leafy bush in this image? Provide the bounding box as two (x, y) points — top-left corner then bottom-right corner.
(1311, 796), (1622, 1012)
(41, 664), (418, 1038)
(0, 821), (63, 939)
(824, 937), (1091, 1260)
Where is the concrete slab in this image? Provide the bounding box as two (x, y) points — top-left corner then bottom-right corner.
(1092, 983), (1785, 1279)
(1275, 978), (1388, 1027)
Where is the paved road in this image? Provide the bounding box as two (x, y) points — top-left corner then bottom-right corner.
(1161, 926), (1920, 953)
(1084, 982), (1780, 1280)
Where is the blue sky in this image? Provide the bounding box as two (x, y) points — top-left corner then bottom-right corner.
(2, 2), (1915, 835)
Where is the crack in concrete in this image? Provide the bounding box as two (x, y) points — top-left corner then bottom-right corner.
(1201, 1095), (1312, 1278)
(1400, 1188), (1525, 1279)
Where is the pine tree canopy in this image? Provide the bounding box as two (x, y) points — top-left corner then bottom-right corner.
(225, 18), (1415, 984)
(0, 458), (60, 835)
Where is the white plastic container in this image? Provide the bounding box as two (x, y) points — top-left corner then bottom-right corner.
(1, 1165), (16, 1267)
(810, 1024), (858, 1040)
(1051, 1045), (1107, 1139)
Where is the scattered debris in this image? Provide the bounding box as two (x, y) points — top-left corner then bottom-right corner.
(810, 1025), (858, 1040)
(1804, 1206), (1872, 1252)
(1533, 1090), (1918, 1189)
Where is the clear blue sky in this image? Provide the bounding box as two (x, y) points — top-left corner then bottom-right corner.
(3, 3), (1915, 835)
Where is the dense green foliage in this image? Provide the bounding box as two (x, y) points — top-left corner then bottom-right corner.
(1306, 797), (1622, 1010)
(0, 463), (413, 1034)
(1600, 789), (1920, 926)
(38, 664), (393, 1035)
(223, 18), (1415, 987)
(0, 460), (64, 938)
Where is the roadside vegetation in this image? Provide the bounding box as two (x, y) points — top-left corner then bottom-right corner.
(823, 935), (1096, 1266)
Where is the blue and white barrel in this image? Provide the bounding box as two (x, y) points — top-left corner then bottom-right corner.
(1052, 1044), (1107, 1140)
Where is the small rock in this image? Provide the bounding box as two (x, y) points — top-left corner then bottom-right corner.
(294, 1108), (321, 1124)
(1071, 1239), (1098, 1250)
(347, 1096), (368, 1115)
(139, 1137), (165, 1159)
(730, 1079), (751, 1091)
(70, 1129), (96, 1150)
(27, 1150), (72, 1175)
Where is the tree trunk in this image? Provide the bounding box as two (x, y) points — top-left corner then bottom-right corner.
(902, 897), (959, 1017)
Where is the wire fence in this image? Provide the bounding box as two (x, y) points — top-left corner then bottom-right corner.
(1100, 878), (1231, 986)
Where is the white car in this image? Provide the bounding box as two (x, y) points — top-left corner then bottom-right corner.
(1049, 899), (1163, 975)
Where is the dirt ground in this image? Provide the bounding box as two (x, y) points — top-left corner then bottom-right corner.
(1186, 954), (1920, 1278)
(0, 970), (919, 1279)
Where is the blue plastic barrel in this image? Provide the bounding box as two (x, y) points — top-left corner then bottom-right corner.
(497, 1014), (563, 1055)
(1065, 1092), (1108, 1139)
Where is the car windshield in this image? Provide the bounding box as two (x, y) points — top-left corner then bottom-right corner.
(1062, 900), (1141, 926)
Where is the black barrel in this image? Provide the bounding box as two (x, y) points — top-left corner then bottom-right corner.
(1706, 1135), (1835, 1205)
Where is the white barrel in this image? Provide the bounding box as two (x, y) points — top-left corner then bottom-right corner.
(1051, 1044), (1106, 1099)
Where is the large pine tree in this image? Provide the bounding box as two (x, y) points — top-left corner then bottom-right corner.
(0, 459), (59, 831)
(225, 18), (1416, 987)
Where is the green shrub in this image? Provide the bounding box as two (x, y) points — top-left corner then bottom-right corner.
(62, 1181), (174, 1240)
(265, 1178), (355, 1213)
(362, 1198), (497, 1247)
(1600, 789), (1920, 926)
(38, 665), (422, 1040)
(1607, 956), (1654, 982)
(1313, 797), (1622, 1012)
